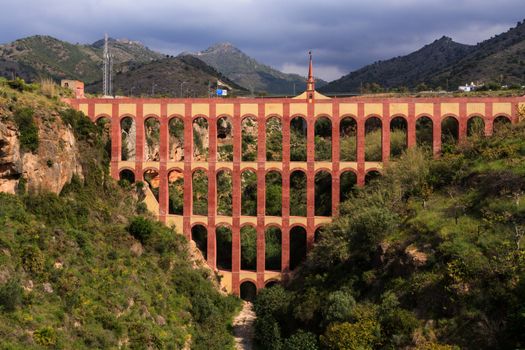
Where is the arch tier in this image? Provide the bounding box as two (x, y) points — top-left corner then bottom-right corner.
(66, 96), (523, 295)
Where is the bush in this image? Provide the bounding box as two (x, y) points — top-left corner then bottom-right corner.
(33, 326), (57, 346)
(0, 278), (23, 312)
(13, 107), (39, 153)
(254, 314), (282, 350)
(283, 330), (318, 350)
(127, 216), (154, 244)
(21, 245), (45, 275)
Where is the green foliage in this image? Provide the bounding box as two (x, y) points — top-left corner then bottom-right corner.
(60, 108), (98, 141)
(282, 330), (318, 350)
(254, 314), (282, 350)
(13, 107), (39, 153)
(0, 278), (23, 312)
(33, 326), (57, 346)
(7, 78), (37, 92)
(322, 291), (356, 324)
(127, 216), (154, 243)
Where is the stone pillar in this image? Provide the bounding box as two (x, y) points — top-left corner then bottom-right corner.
(407, 102), (416, 148)
(256, 103), (266, 289)
(458, 102), (467, 143)
(357, 103), (366, 186)
(485, 102), (494, 136)
(382, 103), (391, 166)
(281, 104), (291, 275)
(135, 103), (144, 181)
(111, 103), (120, 180)
(159, 103), (169, 223)
(183, 103), (193, 241)
(207, 103), (217, 270)
(231, 103), (242, 295)
(331, 101), (340, 216)
(306, 103), (315, 249)
(433, 103), (442, 158)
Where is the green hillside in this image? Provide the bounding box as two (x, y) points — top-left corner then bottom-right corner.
(253, 118), (525, 349)
(0, 80), (239, 349)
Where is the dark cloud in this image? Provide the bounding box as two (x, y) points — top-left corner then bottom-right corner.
(1, 0), (524, 80)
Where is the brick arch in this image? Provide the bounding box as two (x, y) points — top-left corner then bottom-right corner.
(440, 113), (459, 122)
(119, 114), (135, 121)
(315, 113), (333, 121)
(264, 222), (282, 230)
(265, 167), (282, 174)
(340, 114), (358, 120)
(265, 114), (282, 121)
(416, 113), (434, 121)
(216, 222), (233, 229)
(143, 166), (160, 173)
(290, 113), (307, 119)
(314, 167), (332, 175)
(144, 114), (160, 121)
(241, 114), (258, 122)
(118, 167), (136, 175)
(264, 278), (280, 287)
(240, 222), (257, 230)
(289, 223), (308, 231)
(167, 166), (184, 174)
(192, 114), (209, 121)
(339, 167), (358, 175)
(216, 166), (233, 174)
(365, 167), (382, 175)
(190, 222), (208, 229)
(365, 114), (383, 122)
(290, 166), (307, 173)
(95, 113), (112, 122)
(168, 114), (184, 122)
(192, 167), (208, 174)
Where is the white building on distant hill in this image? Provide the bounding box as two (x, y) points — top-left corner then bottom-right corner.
(458, 82), (480, 92)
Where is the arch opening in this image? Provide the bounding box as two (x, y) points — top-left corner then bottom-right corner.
(119, 169), (135, 184)
(365, 170), (381, 185)
(96, 117), (111, 161)
(216, 225), (232, 270)
(143, 169), (160, 202)
(240, 281), (257, 302)
(290, 170), (307, 217)
(315, 171), (332, 216)
(169, 117), (184, 161)
(390, 116), (407, 159)
(241, 170), (257, 216)
(266, 117), (282, 161)
(467, 116), (485, 138)
(290, 116), (307, 161)
(242, 116), (258, 161)
(120, 117), (136, 161)
(365, 117), (382, 161)
(315, 117), (332, 161)
(168, 169), (184, 215)
(340, 171), (357, 203)
(493, 115), (511, 133)
(290, 226), (307, 270)
(265, 280), (279, 289)
(193, 117), (209, 161)
(144, 117), (160, 161)
(441, 116), (459, 150)
(241, 225), (257, 271)
(265, 226), (282, 271)
(265, 171), (282, 216)
(217, 170), (233, 216)
(340, 117), (357, 161)
(192, 170), (208, 216)
(191, 225), (207, 260)
(217, 116), (233, 161)
(416, 116), (433, 150)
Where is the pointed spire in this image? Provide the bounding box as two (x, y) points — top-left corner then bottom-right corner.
(307, 50), (315, 92)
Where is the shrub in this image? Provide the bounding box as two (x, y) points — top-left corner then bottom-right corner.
(283, 330), (318, 350)
(321, 320), (380, 350)
(21, 245), (45, 275)
(127, 216), (154, 244)
(0, 278), (23, 312)
(33, 326), (57, 346)
(13, 107), (39, 153)
(254, 314), (282, 350)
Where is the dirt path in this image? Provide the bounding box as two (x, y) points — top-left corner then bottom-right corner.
(233, 301), (256, 350)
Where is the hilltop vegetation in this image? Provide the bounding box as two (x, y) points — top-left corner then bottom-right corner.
(0, 81), (240, 349)
(253, 120), (525, 349)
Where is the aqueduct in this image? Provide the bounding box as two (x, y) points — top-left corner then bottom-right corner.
(65, 67), (524, 296)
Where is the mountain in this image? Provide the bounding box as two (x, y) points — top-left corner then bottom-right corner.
(0, 35), (164, 83)
(190, 42), (326, 95)
(320, 36), (474, 93)
(321, 20), (525, 93)
(87, 54), (248, 97)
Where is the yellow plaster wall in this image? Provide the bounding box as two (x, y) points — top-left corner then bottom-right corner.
(390, 103), (408, 116)
(290, 103), (307, 116)
(415, 103), (434, 116)
(441, 103), (459, 116)
(315, 103), (332, 117)
(493, 103), (512, 116)
(167, 104), (185, 117)
(192, 104), (210, 117)
(143, 103), (161, 117)
(79, 104), (88, 115)
(265, 103), (283, 117)
(467, 103), (485, 116)
(217, 104), (234, 116)
(241, 104), (258, 116)
(339, 103), (358, 116)
(94, 103), (112, 117)
(364, 103), (382, 117)
(119, 103), (136, 116)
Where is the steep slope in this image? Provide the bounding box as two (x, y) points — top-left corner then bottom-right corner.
(320, 36), (474, 93)
(0, 78), (240, 348)
(0, 35), (163, 83)
(429, 20), (525, 88)
(87, 54), (248, 97)
(191, 42), (326, 95)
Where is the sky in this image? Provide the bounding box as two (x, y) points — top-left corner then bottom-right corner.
(1, 0), (524, 81)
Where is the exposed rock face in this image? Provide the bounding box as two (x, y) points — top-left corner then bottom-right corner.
(0, 114), (83, 195)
